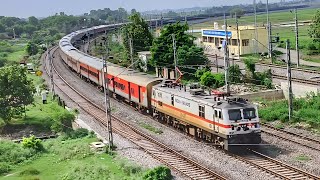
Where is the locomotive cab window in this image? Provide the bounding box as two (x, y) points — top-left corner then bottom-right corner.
(199, 105), (205, 118)
(243, 108), (256, 119)
(228, 109), (242, 121)
(214, 110), (218, 117)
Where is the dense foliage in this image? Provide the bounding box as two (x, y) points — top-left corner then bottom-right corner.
(122, 13), (153, 57)
(143, 166), (173, 180)
(307, 9), (320, 55)
(150, 23), (208, 71)
(0, 140), (38, 174)
(0, 66), (35, 122)
(22, 135), (44, 151)
(259, 93), (320, 128)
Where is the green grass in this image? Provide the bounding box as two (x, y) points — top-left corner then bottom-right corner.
(191, 8), (318, 29)
(259, 94), (320, 130)
(0, 137), (146, 180)
(0, 91), (72, 135)
(0, 40), (27, 63)
(295, 154), (311, 162)
(138, 122), (163, 134)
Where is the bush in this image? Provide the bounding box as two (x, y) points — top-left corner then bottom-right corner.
(61, 165), (111, 180)
(0, 162), (11, 174)
(19, 167), (40, 176)
(22, 135), (44, 152)
(306, 42), (319, 55)
(51, 111), (75, 133)
(0, 140), (38, 175)
(63, 128), (90, 140)
(143, 166), (173, 180)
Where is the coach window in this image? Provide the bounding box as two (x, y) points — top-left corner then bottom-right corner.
(218, 111), (222, 119)
(199, 105), (205, 118)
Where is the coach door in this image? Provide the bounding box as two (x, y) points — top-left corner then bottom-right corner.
(214, 109), (221, 133)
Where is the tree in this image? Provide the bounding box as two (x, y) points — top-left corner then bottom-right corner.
(244, 58), (255, 81)
(200, 72), (225, 88)
(177, 45), (208, 66)
(0, 24), (5, 33)
(308, 9), (320, 42)
(230, 8), (245, 18)
(26, 42), (38, 56)
(122, 13), (153, 58)
(228, 65), (242, 83)
(28, 16), (39, 26)
(23, 24), (37, 36)
(131, 9), (138, 15)
(0, 66), (35, 122)
(150, 23), (194, 67)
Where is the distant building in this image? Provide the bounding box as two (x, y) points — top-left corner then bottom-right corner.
(138, 51), (151, 72)
(201, 24), (268, 56)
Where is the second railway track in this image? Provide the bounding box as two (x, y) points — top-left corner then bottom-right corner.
(45, 47), (226, 180)
(231, 149), (320, 180)
(262, 124), (320, 152)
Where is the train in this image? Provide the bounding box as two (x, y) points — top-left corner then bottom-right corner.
(58, 24), (261, 150)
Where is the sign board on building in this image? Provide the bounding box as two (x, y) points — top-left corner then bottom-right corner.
(202, 30), (232, 38)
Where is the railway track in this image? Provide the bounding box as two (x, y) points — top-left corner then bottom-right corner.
(231, 149), (320, 180)
(261, 124), (320, 152)
(44, 47), (226, 180)
(271, 74), (319, 86)
(205, 53), (320, 75)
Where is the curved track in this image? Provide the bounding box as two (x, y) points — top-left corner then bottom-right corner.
(44, 47), (226, 180)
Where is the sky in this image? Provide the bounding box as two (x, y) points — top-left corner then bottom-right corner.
(0, 0), (283, 18)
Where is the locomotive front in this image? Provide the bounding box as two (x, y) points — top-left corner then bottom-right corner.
(219, 98), (261, 148)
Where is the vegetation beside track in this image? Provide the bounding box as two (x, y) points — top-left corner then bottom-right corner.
(0, 133), (173, 180)
(259, 93), (320, 133)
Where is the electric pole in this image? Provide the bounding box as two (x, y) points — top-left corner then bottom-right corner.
(286, 39), (293, 121)
(266, 0), (272, 60)
(48, 48), (55, 97)
(254, 0), (258, 54)
(235, 12), (240, 62)
(172, 34), (177, 81)
(224, 14), (230, 95)
(102, 36), (114, 152)
(129, 37), (134, 66)
(294, 8), (300, 67)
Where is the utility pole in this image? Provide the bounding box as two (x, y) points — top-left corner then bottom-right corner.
(286, 39), (293, 121)
(129, 37), (134, 66)
(254, 0), (258, 54)
(172, 34), (177, 81)
(266, 0), (272, 60)
(13, 28), (16, 39)
(224, 14), (230, 94)
(102, 36), (114, 152)
(235, 12), (240, 62)
(48, 47), (55, 97)
(294, 8), (300, 67)
(215, 54), (219, 73)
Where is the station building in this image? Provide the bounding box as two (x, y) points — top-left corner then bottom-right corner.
(201, 25), (268, 56)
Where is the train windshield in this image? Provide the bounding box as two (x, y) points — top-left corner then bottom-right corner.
(228, 109), (242, 121)
(243, 108), (257, 119)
